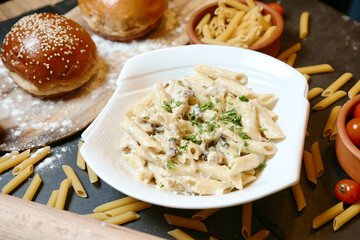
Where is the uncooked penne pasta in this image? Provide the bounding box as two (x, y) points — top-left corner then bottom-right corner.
(216, 11), (245, 42)
(307, 87), (323, 101)
(299, 11), (309, 39)
(222, 0), (250, 11)
(22, 173), (42, 201)
(242, 202), (252, 239)
(291, 183), (306, 211)
(87, 163), (99, 183)
(248, 230), (270, 240)
(191, 208), (220, 221)
(0, 149), (30, 173)
(246, 0), (256, 9)
(47, 190), (59, 207)
(323, 106), (341, 137)
(348, 79), (360, 98)
(322, 73), (353, 97)
(296, 64), (334, 75)
(277, 43), (301, 61)
(333, 201), (360, 231)
(303, 150), (317, 184)
(167, 229), (195, 240)
(104, 211), (140, 225)
(164, 214), (208, 232)
(93, 196), (139, 213)
(313, 202), (344, 229)
(201, 37), (233, 46)
(195, 13), (211, 35)
(286, 53), (297, 67)
(62, 165), (87, 198)
(313, 90), (346, 110)
(105, 201), (152, 217)
(84, 212), (109, 221)
(0, 151), (19, 164)
(13, 146), (50, 175)
(55, 178), (71, 210)
(253, 26), (277, 45)
(310, 141), (324, 178)
(330, 123), (338, 141)
(2, 165), (33, 194)
(303, 73), (310, 81)
(77, 141), (86, 170)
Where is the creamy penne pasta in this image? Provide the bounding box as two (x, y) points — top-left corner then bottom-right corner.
(118, 65), (285, 195)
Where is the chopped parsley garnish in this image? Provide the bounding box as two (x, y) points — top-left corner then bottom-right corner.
(239, 132), (251, 139)
(258, 162), (266, 170)
(239, 95), (249, 102)
(227, 101), (234, 105)
(160, 184), (164, 188)
(244, 141), (248, 147)
(169, 137), (177, 141)
(222, 108), (241, 125)
(152, 136), (158, 142)
(185, 134), (202, 145)
(188, 113), (202, 129)
(177, 80), (184, 86)
(203, 85), (208, 89)
(215, 98), (221, 103)
(259, 127), (267, 131)
(162, 99), (183, 113)
(234, 154), (241, 158)
(199, 101), (214, 112)
(211, 114), (217, 121)
(166, 159), (175, 170)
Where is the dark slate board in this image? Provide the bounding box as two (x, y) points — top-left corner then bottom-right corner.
(0, 0), (359, 239)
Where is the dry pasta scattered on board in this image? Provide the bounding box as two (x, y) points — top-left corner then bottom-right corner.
(118, 65), (285, 196)
(303, 150), (317, 184)
(291, 183), (306, 211)
(22, 173), (42, 201)
(2, 165), (33, 194)
(104, 211), (140, 225)
(310, 141), (324, 178)
(322, 106), (341, 137)
(299, 11), (309, 39)
(313, 202), (344, 229)
(296, 64), (334, 75)
(322, 73), (353, 97)
(333, 201), (360, 231)
(62, 165), (87, 198)
(164, 213), (208, 232)
(277, 43), (301, 61)
(167, 229), (195, 240)
(313, 90), (347, 111)
(242, 202), (252, 239)
(194, 0), (278, 48)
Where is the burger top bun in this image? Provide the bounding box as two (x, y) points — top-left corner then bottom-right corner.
(78, 0), (168, 41)
(1, 12), (98, 98)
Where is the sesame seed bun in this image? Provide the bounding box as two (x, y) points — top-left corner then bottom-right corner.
(1, 12), (98, 98)
(78, 0), (167, 41)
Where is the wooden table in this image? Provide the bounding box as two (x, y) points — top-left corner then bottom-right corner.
(1, 0), (360, 239)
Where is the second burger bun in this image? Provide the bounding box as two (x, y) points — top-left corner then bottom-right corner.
(78, 0), (168, 41)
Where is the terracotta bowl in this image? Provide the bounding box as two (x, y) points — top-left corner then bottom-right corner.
(186, 0), (284, 57)
(336, 94), (360, 183)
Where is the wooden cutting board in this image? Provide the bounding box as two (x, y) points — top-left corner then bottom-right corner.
(0, 0), (214, 152)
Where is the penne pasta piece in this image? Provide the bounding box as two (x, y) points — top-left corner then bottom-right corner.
(333, 201), (360, 231)
(330, 123), (338, 141)
(348, 79), (360, 98)
(242, 202), (252, 239)
(248, 230), (270, 240)
(77, 141), (86, 170)
(246, 0), (256, 9)
(286, 53), (297, 67)
(47, 190), (59, 207)
(307, 87), (323, 101)
(194, 65), (247, 83)
(0, 151), (19, 164)
(104, 211), (140, 225)
(303, 73), (310, 81)
(2, 165), (33, 194)
(87, 163), (99, 183)
(167, 229), (195, 240)
(0, 149), (30, 173)
(313, 202), (344, 229)
(303, 150), (317, 184)
(202, 24), (213, 39)
(201, 37), (233, 46)
(105, 201), (152, 217)
(216, 11), (245, 42)
(322, 73), (353, 97)
(277, 43), (301, 61)
(323, 106), (341, 137)
(310, 141), (324, 177)
(62, 165), (87, 198)
(13, 146), (50, 175)
(22, 173), (42, 201)
(191, 208), (221, 221)
(291, 183), (306, 211)
(84, 212), (109, 221)
(195, 13), (211, 35)
(93, 196), (139, 213)
(253, 26), (276, 46)
(313, 90), (347, 110)
(164, 213), (208, 232)
(296, 64), (334, 75)
(299, 11), (309, 39)
(55, 178), (71, 210)
(222, 0), (250, 11)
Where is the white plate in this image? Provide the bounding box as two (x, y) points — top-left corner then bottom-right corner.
(81, 45), (309, 209)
